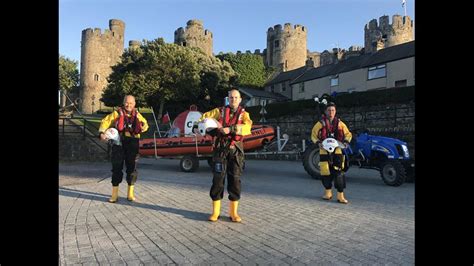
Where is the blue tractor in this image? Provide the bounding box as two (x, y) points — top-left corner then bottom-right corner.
(302, 94), (415, 186)
(303, 132), (415, 186)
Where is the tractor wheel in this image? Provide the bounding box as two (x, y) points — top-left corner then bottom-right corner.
(303, 145), (321, 179)
(380, 160), (406, 186)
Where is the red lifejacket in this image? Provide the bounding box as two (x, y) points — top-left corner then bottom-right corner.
(114, 107), (142, 136)
(218, 106), (244, 146)
(318, 114), (344, 142)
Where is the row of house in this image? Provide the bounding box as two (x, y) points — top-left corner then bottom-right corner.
(239, 41), (414, 107)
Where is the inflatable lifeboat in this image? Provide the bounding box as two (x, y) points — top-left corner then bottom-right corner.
(139, 105), (275, 171)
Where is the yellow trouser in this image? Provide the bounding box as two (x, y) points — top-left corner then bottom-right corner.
(319, 147), (344, 176)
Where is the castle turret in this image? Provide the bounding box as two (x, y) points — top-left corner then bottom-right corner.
(174, 19), (213, 56)
(307, 51), (320, 68)
(79, 19), (125, 114)
(129, 40), (141, 50)
(364, 14), (413, 53)
(266, 23), (307, 72)
(387, 15), (414, 47)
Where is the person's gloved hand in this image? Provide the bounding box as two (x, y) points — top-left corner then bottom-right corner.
(343, 140), (350, 149)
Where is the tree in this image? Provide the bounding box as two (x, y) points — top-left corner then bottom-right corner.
(103, 38), (237, 118)
(59, 55), (79, 107)
(216, 52), (274, 89)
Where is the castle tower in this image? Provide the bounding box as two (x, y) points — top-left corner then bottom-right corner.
(364, 15), (413, 53)
(307, 51), (321, 68)
(320, 50), (334, 66)
(174, 19), (213, 56)
(128, 40), (141, 50)
(266, 23), (307, 72)
(79, 19), (125, 114)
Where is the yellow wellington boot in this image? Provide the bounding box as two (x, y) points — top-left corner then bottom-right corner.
(208, 200), (221, 222)
(337, 192), (348, 204)
(229, 201), (242, 223)
(322, 189), (333, 200)
(127, 185), (136, 201)
(109, 186), (119, 203)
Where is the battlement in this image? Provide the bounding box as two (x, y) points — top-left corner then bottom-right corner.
(187, 19), (203, 27)
(174, 27), (185, 36)
(175, 20), (212, 38)
(82, 28), (120, 40)
(109, 19), (125, 28)
(366, 15), (412, 31)
(82, 28), (103, 38)
(129, 40), (141, 48)
(379, 15), (390, 29)
(365, 19), (378, 30)
(82, 21), (124, 41)
(348, 45), (362, 51)
(268, 22), (306, 36)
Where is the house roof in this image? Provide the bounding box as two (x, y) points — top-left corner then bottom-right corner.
(265, 66), (310, 86)
(238, 87), (289, 101)
(291, 40), (415, 84)
(361, 40), (414, 67)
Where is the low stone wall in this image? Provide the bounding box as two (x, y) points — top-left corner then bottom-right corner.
(59, 135), (109, 162)
(252, 101), (415, 161)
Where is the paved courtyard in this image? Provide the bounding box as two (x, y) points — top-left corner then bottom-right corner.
(59, 158), (414, 265)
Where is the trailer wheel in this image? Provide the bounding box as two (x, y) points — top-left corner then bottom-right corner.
(180, 155), (199, 172)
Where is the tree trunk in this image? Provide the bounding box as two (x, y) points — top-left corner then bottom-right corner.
(60, 90), (67, 107)
(158, 98), (165, 119)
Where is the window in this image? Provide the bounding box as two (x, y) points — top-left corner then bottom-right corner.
(182, 41), (187, 47)
(299, 83), (305, 93)
(330, 75), (339, 87)
(368, 64), (386, 80)
(94, 74), (99, 81)
(282, 85), (286, 92)
(271, 85), (274, 93)
(274, 40), (280, 48)
(395, 79), (407, 87)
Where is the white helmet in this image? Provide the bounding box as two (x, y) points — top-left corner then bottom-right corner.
(322, 138), (343, 153)
(197, 118), (221, 136)
(104, 128), (121, 145)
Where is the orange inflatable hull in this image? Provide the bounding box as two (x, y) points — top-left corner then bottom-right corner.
(139, 125), (275, 157)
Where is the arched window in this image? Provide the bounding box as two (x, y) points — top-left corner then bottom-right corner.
(94, 74), (99, 81)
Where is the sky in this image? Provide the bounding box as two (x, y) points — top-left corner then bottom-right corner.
(59, 0), (415, 64)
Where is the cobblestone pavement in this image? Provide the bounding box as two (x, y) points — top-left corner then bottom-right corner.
(59, 158), (414, 265)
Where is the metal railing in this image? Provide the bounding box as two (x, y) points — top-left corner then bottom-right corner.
(59, 117), (109, 153)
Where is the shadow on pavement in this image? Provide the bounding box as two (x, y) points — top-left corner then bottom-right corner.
(59, 187), (208, 221)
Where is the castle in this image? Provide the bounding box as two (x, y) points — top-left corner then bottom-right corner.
(78, 15), (413, 114)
